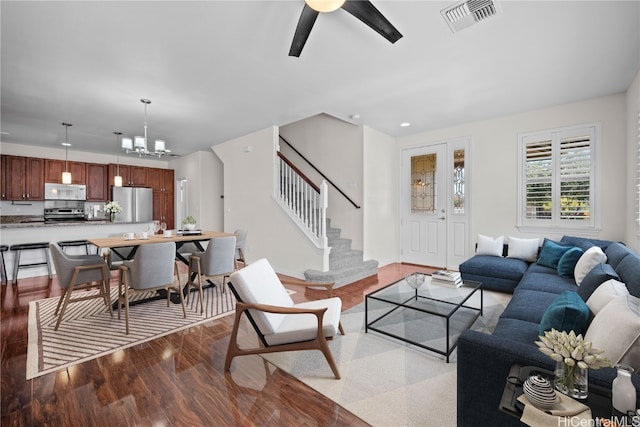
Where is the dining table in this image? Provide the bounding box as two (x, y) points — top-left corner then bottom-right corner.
(88, 230), (235, 306)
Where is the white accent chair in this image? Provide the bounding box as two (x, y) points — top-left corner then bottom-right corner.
(225, 258), (344, 379)
(117, 242), (186, 334)
(49, 242), (112, 331)
(187, 235), (236, 312)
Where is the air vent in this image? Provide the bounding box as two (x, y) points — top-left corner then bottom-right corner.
(441, 0), (500, 33)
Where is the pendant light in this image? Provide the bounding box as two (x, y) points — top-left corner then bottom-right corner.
(61, 122), (72, 184)
(120, 98), (171, 157)
(113, 131), (123, 187)
(305, 0), (345, 12)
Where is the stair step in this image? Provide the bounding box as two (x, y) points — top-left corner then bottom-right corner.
(328, 237), (351, 251)
(326, 227), (341, 239)
(329, 249), (363, 270)
(304, 259), (379, 288)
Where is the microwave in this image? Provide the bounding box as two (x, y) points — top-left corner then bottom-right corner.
(44, 183), (87, 201)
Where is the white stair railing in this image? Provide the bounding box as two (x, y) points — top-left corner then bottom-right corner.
(275, 154), (328, 249)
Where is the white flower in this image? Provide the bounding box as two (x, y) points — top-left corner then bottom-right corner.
(535, 328), (610, 370)
(104, 201), (122, 214)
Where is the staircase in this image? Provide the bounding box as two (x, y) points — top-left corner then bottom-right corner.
(304, 218), (378, 288)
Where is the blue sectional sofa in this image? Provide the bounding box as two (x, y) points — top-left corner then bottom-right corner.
(457, 236), (640, 426)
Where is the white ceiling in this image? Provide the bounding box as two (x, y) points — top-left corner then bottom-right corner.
(1, 1), (639, 160)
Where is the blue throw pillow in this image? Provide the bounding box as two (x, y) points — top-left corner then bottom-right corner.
(576, 263), (620, 301)
(557, 247), (584, 278)
(537, 239), (573, 269)
(539, 291), (591, 336)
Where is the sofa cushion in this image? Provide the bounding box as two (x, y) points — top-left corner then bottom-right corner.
(539, 290), (591, 335)
(507, 237), (539, 262)
(516, 271), (577, 295)
(576, 263), (620, 302)
(616, 254), (640, 298)
(586, 279), (629, 315)
(525, 263), (559, 276)
(605, 242), (631, 270)
(476, 234), (504, 257)
(560, 235), (614, 251)
(557, 247), (584, 278)
(574, 246), (607, 285)
(493, 318), (542, 346)
(500, 289), (560, 324)
(537, 239), (573, 269)
(459, 255), (528, 289)
(585, 295), (640, 370)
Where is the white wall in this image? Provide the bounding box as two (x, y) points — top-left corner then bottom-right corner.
(363, 126), (398, 267)
(213, 126), (325, 278)
(397, 94), (629, 253)
(170, 150), (223, 231)
(625, 69), (640, 252)
(280, 114), (364, 249)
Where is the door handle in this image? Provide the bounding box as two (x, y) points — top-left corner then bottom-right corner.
(438, 216), (446, 220)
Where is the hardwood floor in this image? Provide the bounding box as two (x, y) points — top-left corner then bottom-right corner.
(1, 263), (435, 426)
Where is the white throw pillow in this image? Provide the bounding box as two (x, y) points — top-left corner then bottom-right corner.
(476, 235), (504, 257)
(586, 279), (629, 315)
(584, 295), (640, 370)
(507, 237), (540, 262)
(574, 246), (607, 285)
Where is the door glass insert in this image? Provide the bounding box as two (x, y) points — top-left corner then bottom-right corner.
(453, 149), (465, 214)
(411, 154), (436, 213)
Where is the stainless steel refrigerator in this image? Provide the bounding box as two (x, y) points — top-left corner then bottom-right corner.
(111, 187), (153, 223)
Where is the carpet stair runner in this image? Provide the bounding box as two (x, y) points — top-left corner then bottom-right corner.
(304, 219), (378, 287)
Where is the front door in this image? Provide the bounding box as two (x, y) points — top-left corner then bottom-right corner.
(400, 140), (470, 269)
(400, 144), (447, 267)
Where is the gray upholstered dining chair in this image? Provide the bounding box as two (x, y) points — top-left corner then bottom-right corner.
(234, 229), (247, 269)
(187, 235), (236, 312)
(117, 241), (186, 334)
(49, 242), (112, 331)
(103, 232), (137, 271)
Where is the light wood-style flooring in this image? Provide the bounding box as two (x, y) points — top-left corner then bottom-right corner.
(1, 263), (435, 426)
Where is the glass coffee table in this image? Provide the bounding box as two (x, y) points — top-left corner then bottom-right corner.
(365, 273), (482, 362)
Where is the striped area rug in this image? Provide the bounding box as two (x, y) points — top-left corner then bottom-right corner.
(27, 280), (236, 380)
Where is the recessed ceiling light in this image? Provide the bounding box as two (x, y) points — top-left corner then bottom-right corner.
(350, 114), (360, 120)
(400, 122), (411, 127)
(61, 142), (72, 146)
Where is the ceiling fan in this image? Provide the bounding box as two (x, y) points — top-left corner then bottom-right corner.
(289, 0), (403, 57)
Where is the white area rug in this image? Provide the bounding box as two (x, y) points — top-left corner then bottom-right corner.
(27, 282), (236, 379)
(262, 289), (511, 426)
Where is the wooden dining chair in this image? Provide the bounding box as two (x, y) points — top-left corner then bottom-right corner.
(117, 241), (186, 334)
(225, 258), (344, 379)
(234, 229), (247, 269)
(49, 242), (112, 331)
(187, 235), (236, 312)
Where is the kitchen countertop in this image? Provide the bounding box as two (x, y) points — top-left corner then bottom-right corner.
(0, 215), (126, 229)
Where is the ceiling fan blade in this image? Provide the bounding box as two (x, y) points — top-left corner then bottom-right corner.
(289, 4), (320, 57)
(341, 0), (402, 44)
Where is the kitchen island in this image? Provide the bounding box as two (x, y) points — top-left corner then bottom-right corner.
(0, 216), (155, 282)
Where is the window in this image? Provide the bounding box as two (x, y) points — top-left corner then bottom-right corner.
(518, 123), (600, 230)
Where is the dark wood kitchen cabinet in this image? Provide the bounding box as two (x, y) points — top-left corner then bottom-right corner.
(153, 191), (174, 229)
(2, 155), (45, 201)
(45, 159), (86, 184)
(85, 163), (108, 201)
(108, 164), (148, 187)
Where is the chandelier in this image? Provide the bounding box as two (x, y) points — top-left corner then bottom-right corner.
(121, 98), (171, 158)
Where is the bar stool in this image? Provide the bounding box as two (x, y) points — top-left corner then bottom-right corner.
(0, 245), (8, 285)
(58, 239), (96, 255)
(10, 242), (52, 285)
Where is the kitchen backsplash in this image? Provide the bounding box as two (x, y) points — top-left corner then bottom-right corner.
(0, 200), (108, 219)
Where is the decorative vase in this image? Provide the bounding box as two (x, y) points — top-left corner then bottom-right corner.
(185, 223), (196, 231)
(612, 364), (636, 415)
(110, 212), (115, 222)
(554, 360), (588, 400)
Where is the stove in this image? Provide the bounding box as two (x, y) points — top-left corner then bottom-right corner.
(44, 200), (86, 222)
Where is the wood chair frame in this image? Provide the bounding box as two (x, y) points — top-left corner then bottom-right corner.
(225, 278), (344, 379)
(118, 261), (186, 334)
(54, 262), (112, 331)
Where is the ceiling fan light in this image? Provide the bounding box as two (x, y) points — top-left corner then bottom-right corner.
(305, 0), (345, 13)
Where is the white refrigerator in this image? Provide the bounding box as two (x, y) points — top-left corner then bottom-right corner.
(111, 187), (153, 223)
